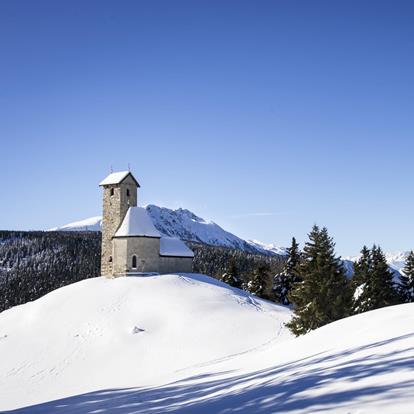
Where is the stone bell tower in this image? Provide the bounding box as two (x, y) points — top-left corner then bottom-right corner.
(99, 171), (139, 276)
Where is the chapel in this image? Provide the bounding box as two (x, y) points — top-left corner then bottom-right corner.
(99, 171), (194, 276)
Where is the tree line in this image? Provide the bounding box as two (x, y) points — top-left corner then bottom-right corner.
(221, 225), (414, 336)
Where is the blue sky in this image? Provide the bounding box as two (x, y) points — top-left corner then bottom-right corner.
(1, 0), (413, 256)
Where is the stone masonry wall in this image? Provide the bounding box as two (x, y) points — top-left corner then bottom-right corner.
(159, 256), (193, 274)
(101, 176), (137, 276)
(113, 236), (161, 275)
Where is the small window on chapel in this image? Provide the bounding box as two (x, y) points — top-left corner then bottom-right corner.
(110, 188), (114, 196)
(132, 255), (137, 269)
(109, 256), (112, 263)
(126, 189), (130, 197)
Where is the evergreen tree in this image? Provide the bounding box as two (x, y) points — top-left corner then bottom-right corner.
(354, 245), (399, 313)
(220, 259), (242, 288)
(352, 246), (371, 288)
(399, 251), (414, 303)
(273, 237), (301, 305)
(247, 264), (270, 297)
(352, 246), (372, 313)
(286, 225), (351, 336)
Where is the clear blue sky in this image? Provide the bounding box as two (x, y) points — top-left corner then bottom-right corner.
(1, 0), (413, 256)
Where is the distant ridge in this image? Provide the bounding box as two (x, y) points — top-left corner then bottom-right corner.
(50, 205), (286, 257)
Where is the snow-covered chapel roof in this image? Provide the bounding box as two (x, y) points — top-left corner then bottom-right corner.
(99, 171), (140, 187)
(115, 207), (161, 238)
(160, 237), (194, 258)
(114, 207), (194, 258)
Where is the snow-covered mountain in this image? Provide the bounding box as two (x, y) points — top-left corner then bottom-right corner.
(1, 274), (414, 413)
(50, 205), (286, 256)
(247, 239), (287, 256)
(384, 251), (412, 273)
(49, 216), (102, 232)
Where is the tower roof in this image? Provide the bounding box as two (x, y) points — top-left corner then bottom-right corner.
(114, 207), (161, 238)
(99, 171), (140, 187)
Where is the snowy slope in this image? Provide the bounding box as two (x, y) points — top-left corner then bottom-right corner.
(385, 251), (413, 273)
(2, 276), (414, 413)
(146, 205), (256, 251)
(247, 239), (287, 256)
(50, 205), (286, 256)
(49, 216), (102, 232)
(0, 274), (292, 411)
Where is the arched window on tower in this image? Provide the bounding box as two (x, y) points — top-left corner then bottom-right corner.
(132, 255), (137, 269)
(126, 189), (130, 197)
(110, 188), (114, 196)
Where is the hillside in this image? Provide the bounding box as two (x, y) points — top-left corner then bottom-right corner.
(50, 205), (286, 256)
(1, 275), (414, 413)
(0, 274), (292, 411)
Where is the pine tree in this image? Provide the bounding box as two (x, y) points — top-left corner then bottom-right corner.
(399, 251), (414, 303)
(352, 246), (372, 313)
(247, 264), (270, 297)
(354, 245), (399, 313)
(273, 237), (301, 305)
(286, 225), (351, 336)
(220, 259), (242, 289)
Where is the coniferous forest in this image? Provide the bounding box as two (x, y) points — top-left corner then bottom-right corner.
(0, 231), (100, 312)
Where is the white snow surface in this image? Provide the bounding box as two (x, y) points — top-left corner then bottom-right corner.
(160, 236), (194, 257)
(0, 274), (291, 411)
(385, 251), (413, 273)
(2, 276), (414, 413)
(247, 239), (288, 256)
(99, 171), (132, 186)
(114, 207), (161, 238)
(146, 205), (262, 253)
(48, 216), (102, 232)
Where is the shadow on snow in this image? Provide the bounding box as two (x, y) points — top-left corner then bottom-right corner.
(4, 332), (414, 414)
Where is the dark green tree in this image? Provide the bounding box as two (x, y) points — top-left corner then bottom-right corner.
(354, 245), (399, 313)
(352, 246), (372, 313)
(399, 251), (414, 303)
(247, 264), (270, 297)
(273, 237), (301, 305)
(286, 225), (351, 336)
(220, 259), (242, 289)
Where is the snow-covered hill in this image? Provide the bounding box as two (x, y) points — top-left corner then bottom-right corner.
(1, 275), (414, 413)
(50, 205), (286, 256)
(0, 274), (292, 411)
